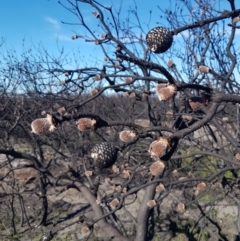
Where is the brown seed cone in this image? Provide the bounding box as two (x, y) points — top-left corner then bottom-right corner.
(31, 114), (56, 135)
(194, 189), (200, 196)
(85, 170), (93, 177)
(147, 199), (157, 209)
(222, 117), (229, 122)
(155, 184), (165, 193)
(148, 137), (170, 160)
(93, 74), (101, 81)
(196, 182), (206, 191)
(123, 92), (129, 97)
(129, 92), (136, 98)
(57, 107), (66, 115)
(199, 65), (210, 73)
(81, 226), (90, 234)
(188, 96), (205, 110)
(122, 187), (127, 193)
(76, 118), (97, 131)
(109, 198), (119, 209)
(112, 165), (120, 173)
(155, 83), (168, 92)
(176, 203), (185, 213)
(168, 60), (175, 68)
(115, 62), (120, 68)
(235, 153), (240, 161)
(105, 177), (111, 184)
(150, 161), (165, 176)
(156, 84), (177, 101)
(182, 114), (193, 121)
(41, 110), (47, 116)
(115, 185), (122, 192)
(166, 111), (173, 118)
(124, 77), (133, 83)
(90, 88), (99, 96)
(96, 197), (102, 205)
(122, 170), (130, 178)
(233, 16), (240, 23)
(119, 130), (136, 142)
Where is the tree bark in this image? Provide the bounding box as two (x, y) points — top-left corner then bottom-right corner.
(75, 181), (130, 241)
(134, 181), (157, 241)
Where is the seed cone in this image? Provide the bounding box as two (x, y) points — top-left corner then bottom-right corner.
(149, 137), (170, 160)
(168, 60), (175, 68)
(156, 84), (177, 101)
(197, 182), (206, 191)
(129, 92), (136, 98)
(124, 77), (133, 83)
(147, 199), (157, 209)
(199, 65), (210, 73)
(156, 183), (165, 193)
(90, 89), (99, 96)
(119, 130), (136, 142)
(182, 114), (193, 121)
(90, 142), (118, 168)
(146, 26), (173, 53)
(81, 226), (90, 234)
(150, 161), (165, 176)
(94, 74), (101, 81)
(235, 153), (240, 161)
(76, 118), (97, 131)
(188, 96), (206, 110)
(31, 114), (56, 135)
(176, 203), (185, 213)
(109, 198), (120, 209)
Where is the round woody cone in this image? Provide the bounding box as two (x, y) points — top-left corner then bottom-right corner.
(150, 161), (165, 176)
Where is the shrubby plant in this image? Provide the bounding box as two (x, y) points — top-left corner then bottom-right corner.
(1, 0), (240, 240)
